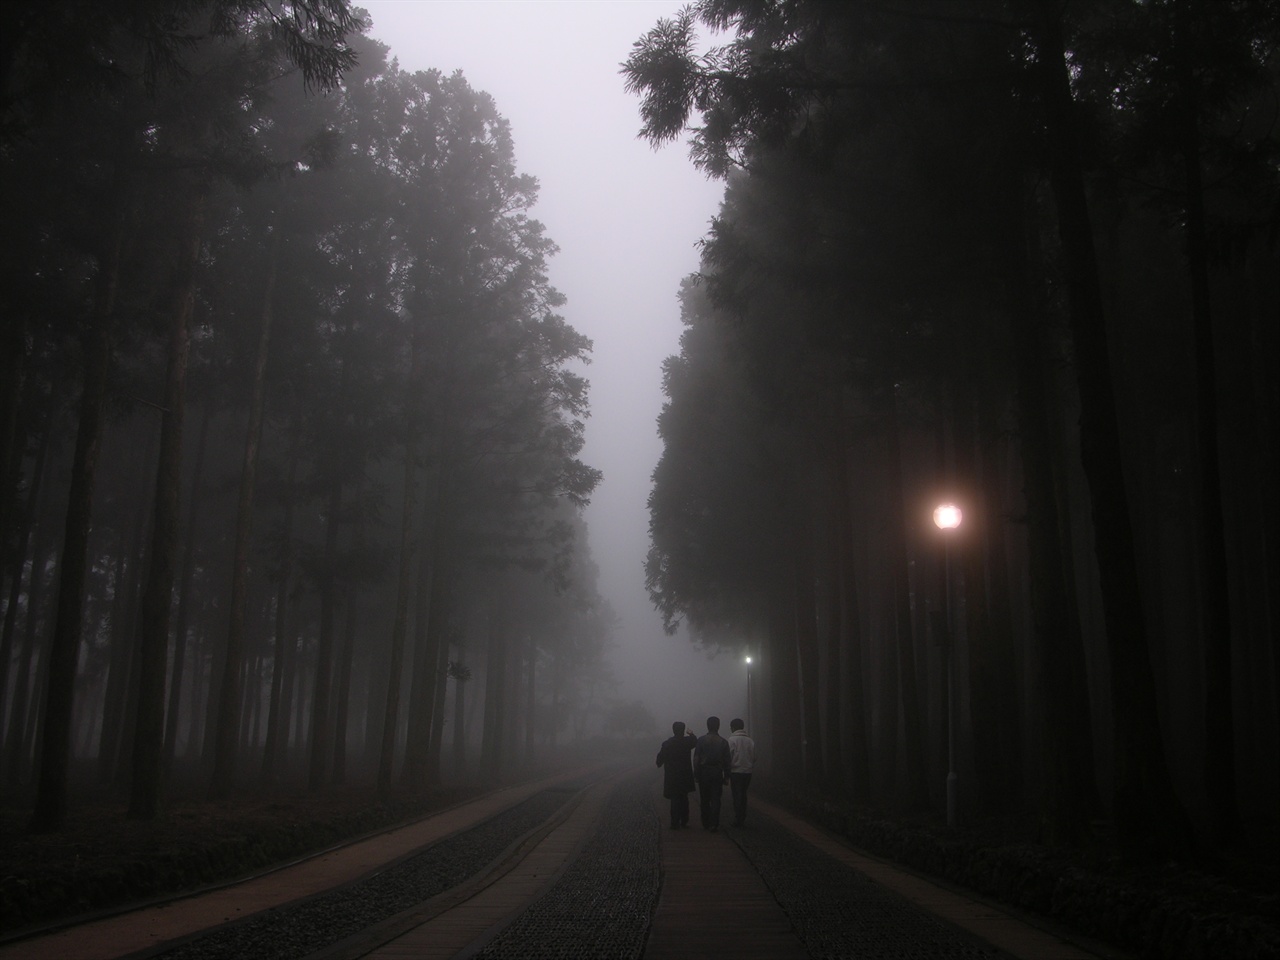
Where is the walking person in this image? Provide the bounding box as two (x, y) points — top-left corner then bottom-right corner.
(656, 721), (698, 829)
(727, 717), (755, 827)
(693, 716), (731, 831)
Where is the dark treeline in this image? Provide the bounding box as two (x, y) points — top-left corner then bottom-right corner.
(0, 1), (615, 832)
(628, 0), (1279, 854)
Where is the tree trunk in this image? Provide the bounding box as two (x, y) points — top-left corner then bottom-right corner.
(200, 622), (224, 766)
(290, 629), (309, 757)
(873, 574), (899, 802)
(821, 542), (844, 790)
(129, 195), (202, 820)
(1, 423), (50, 756)
(481, 600), (508, 777)
(427, 617), (450, 782)
(1172, 6), (1238, 845)
(1000, 173), (1099, 842)
(0, 552), (24, 748)
(377, 361), (421, 794)
(501, 639), (519, 771)
(189, 626), (209, 766)
(5, 532), (53, 785)
(523, 639), (536, 763)
(793, 534), (823, 784)
(834, 421), (871, 801)
(974, 398), (1023, 809)
(97, 521), (137, 784)
(0, 559), (26, 756)
(883, 385), (928, 808)
(0, 313), (26, 564)
(950, 383), (986, 811)
(245, 650), (264, 757)
(260, 418), (301, 784)
(331, 590), (356, 785)
(403, 523), (438, 790)
(238, 653), (255, 755)
(452, 673), (467, 775)
(210, 227), (279, 798)
(307, 481), (342, 791)
(1033, 3), (1191, 849)
(21, 619), (52, 787)
(768, 582), (802, 783)
(102, 427), (157, 785)
(165, 404), (212, 766)
(30, 209), (125, 832)
(548, 658), (562, 752)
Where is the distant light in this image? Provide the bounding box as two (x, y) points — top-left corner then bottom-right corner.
(745, 656), (752, 665)
(933, 503), (962, 530)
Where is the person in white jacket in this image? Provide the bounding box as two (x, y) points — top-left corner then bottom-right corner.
(727, 718), (756, 827)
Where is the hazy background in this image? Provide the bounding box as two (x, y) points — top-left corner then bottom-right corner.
(358, 1), (746, 732)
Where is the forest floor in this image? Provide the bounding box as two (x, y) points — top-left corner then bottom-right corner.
(0, 774), (484, 938)
(3, 763), (1280, 958)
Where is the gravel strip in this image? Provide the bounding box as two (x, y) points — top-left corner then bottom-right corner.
(727, 815), (1014, 960)
(143, 779), (592, 960)
(470, 770), (659, 960)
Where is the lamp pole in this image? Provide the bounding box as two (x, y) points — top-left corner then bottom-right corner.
(744, 656), (753, 735)
(933, 502), (962, 828)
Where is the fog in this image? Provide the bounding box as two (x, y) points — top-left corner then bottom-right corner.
(358, 0), (745, 731)
(6, 0), (1278, 911)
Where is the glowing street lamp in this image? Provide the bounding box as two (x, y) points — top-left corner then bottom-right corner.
(744, 655), (754, 736)
(933, 502), (962, 531)
(933, 502), (962, 827)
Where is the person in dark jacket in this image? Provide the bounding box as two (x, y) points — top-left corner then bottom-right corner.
(655, 721), (697, 829)
(693, 716), (732, 831)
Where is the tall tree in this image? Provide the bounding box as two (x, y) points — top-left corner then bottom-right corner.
(27, 0), (359, 830)
(1028, 0), (1193, 849)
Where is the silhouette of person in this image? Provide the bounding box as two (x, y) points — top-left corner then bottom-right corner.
(656, 721), (697, 829)
(727, 717), (756, 827)
(693, 716), (731, 831)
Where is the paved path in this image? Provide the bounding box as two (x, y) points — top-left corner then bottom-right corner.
(0, 767), (1132, 960)
(644, 802), (807, 959)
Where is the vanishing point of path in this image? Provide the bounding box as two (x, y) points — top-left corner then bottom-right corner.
(0, 765), (1130, 960)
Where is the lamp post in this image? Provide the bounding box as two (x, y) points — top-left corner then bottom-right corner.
(933, 502), (962, 827)
(744, 656), (754, 735)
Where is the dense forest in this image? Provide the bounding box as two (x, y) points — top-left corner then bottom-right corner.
(629, 0), (1279, 854)
(3, 0), (1278, 869)
(0, 1), (618, 832)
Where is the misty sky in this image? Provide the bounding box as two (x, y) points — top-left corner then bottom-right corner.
(357, 1), (747, 730)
